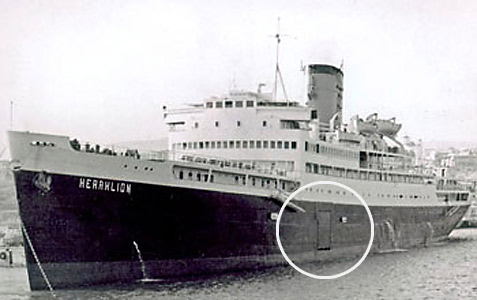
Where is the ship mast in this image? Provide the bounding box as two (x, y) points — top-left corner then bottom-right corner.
(272, 17), (289, 103)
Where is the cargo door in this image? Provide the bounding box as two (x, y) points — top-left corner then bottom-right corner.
(316, 211), (331, 250)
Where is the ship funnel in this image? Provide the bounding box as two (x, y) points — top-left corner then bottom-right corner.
(306, 64), (344, 130)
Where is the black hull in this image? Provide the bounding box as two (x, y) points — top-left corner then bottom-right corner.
(14, 171), (467, 290)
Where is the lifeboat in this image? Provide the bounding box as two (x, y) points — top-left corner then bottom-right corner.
(357, 118), (377, 135)
(375, 117), (402, 137)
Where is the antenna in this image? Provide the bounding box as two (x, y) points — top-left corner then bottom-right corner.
(10, 100), (13, 130)
(271, 17), (289, 103)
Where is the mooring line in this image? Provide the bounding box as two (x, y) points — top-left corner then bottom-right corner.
(20, 219), (57, 298)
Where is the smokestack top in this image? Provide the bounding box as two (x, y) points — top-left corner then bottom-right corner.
(308, 64), (343, 77)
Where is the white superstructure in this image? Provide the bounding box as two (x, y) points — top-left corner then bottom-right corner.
(160, 64), (469, 208)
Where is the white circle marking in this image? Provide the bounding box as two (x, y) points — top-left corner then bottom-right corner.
(275, 180), (374, 279)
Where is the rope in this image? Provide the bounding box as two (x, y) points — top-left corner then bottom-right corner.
(20, 220), (57, 298)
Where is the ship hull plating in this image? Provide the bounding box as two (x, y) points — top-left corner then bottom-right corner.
(14, 170), (467, 290)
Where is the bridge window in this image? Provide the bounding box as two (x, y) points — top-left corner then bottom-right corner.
(236, 101), (243, 108)
(242, 141), (248, 148)
(271, 141), (276, 149)
(216, 102), (223, 108)
(206, 102), (213, 108)
(284, 141), (289, 149)
(225, 101), (233, 108)
(246, 100), (254, 107)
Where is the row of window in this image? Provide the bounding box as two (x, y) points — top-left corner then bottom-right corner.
(173, 167), (297, 192)
(172, 140), (298, 151)
(303, 187), (430, 200)
(194, 120), (268, 129)
(305, 162), (429, 184)
(305, 141), (359, 160)
(205, 100), (255, 109)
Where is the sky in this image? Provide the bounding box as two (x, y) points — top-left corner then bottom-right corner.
(1, 0), (477, 157)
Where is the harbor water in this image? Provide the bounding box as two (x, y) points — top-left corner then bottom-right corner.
(1, 229), (476, 300)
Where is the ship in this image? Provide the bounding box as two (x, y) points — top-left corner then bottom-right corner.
(8, 63), (470, 290)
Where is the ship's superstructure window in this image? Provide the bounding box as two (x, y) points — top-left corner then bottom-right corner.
(176, 139), (299, 152)
(216, 102), (223, 108)
(304, 141), (358, 160)
(246, 100), (254, 107)
(237, 121), (241, 127)
(304, 162), (430, 186)
(206, 102), (213, 108)
(236, 101), (243, 107)
(311, 110), (317, 119)
(225, 101), (233, 108)
(194, 122), (199, 128)
(215, 121), (219, 127)
(262, 120), (267, 127)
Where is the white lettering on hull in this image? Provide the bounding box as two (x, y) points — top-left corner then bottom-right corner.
(78, 177), (132, 195)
